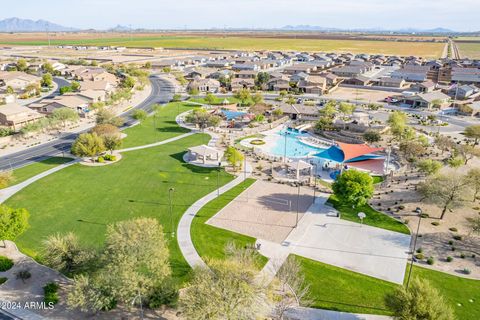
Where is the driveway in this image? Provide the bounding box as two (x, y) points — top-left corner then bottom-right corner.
(258, 194), (411, 284)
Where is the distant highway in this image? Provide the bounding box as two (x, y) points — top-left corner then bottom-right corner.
(0, 76), (175, 171)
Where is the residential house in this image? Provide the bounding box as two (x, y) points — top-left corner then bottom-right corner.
(277, 103), (319, 121)
(235, 70), (258, 79)
(231, 78), (255, 91)
(451, 67), (480, 84)
(449, 84), (478, 100)
(375, 77), (406, 88)
(331, 62), (373, 77)
(77, 90), (107, 103)
(267, 76), (290, 91)
(0, 71), (41, 91)
(231, 63), (260, 71)
(80, 80), (116, 94)
(412, 80), (436, 93)
(205, 60), (231, 68)
(391, 65), (431, 82)
(343, 75), (372, 86)
(297, 76), (327, 95)
(402, 91), (450, 109)
(187, 78), (221, 93)
(284, 64), (316, 75)
(32, 95), (90, 115)
(0, 103), (45, 130)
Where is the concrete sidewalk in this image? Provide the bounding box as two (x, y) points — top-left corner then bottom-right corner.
(285, 307), (391, 320)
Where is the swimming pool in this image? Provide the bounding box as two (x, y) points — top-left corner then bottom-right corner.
(268, 129), (326, 158)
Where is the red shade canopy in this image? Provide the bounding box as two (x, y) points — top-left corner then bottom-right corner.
(336, 142), (384, 162)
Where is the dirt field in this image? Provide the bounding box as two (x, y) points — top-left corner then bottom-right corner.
(457, 42), (480, 59)
(0, 32), (445, 57)
(207, 180), (315, 243)
(324, 87), (397, 103)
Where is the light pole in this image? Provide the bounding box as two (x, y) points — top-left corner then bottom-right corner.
(295, 184), (300, 228)
(312, 162), (317, 203)
(283, 128), (288, 163)
(406, 207), (423, 289)
(169, 187), (175, 238)
(217, 161), (221, 197)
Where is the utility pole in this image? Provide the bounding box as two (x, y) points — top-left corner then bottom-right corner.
(295, 185), (300, 228)
(169, 187), (175, 238)
(406, 209), (423, 290)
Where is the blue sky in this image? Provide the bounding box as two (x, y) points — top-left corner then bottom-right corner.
(2, 0), (478, 31)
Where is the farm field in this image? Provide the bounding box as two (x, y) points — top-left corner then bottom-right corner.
(456, 42), (480, 59)
(0, 34), (445, 57)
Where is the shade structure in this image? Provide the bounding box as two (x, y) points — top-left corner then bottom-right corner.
(316, 142), (383, 163)
(286, 160), (313, 180)
(347, 158), (385, 174)
(188, 145), (223, 164)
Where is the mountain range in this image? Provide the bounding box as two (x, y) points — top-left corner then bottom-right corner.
(0, 17), (78, 32)
(0, 17), (469, 34)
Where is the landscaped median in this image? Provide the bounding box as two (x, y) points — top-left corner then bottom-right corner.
(327, 194), (410, 235)
(190, 178), (268, 268)
(296, 254), (480, 319)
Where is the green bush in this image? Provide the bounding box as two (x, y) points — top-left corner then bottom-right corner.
(426, 257), (435, 265)
(460, 253), (466, 259)
(103, 154), (117, 161)
(416, 248), (423, 254)
(446, 256), (453, 262)
(449, 227), (458, 232)
(415, 253), (425, 260)
(43, 282), (59, 305)
(0, 277), (6, 285)
(0, 256), (13, 272)
(463, 268), (471, 275)
(419, 213), (429, 218)
(431, 221), (440, 226)
(448, 240), (454, 245)
(250, 139), (266, 145)
(97, 156), (105, 163)
(147, 280), (179, 308)
(453, 235), (463, 241)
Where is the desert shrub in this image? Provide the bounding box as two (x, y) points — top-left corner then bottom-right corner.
(463, 268), (471, 275)
(451, 246), (456, 251)
(97, 156), (105, 163)
(416, 248), (423, 254)
(43, 282), (60, 304)
(446, 256), (453, 262)
(0, 277), (6, 285)
(420, 213), (429, 218)
(250, 139), (266, 145)
(147, 280), (179, 308)
(415, 253), (425, 260)
(460, 253), (466, 259)
(15, 269), (31, 283)
(103, 154), (117, 161)
(453, 235), (462, 241)
(427, 257), (435, 265)
(449, 227), (458, 232)
(448, 240), (453, 245)
(0, 256), (13, 272)
(431, 221), (440, 226)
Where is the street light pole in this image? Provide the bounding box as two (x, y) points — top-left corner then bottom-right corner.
(284, 130), (288, 163)
(169, 187), (175, 238)
(406, 209), (423, 289)
(217, 162), (221, 197)
(312, 163), (317, 203)
(295, 185), (300, 228)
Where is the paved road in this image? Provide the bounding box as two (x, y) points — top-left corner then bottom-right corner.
(0, 76), (175, 171)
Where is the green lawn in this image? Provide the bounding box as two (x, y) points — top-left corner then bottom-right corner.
(6, 133), (234, 284)
(191, 178), (268, 268)
(121, 101), (195, 148)
(1, 157), (74, 189)
(297, 255), (480, 319)
(327, 195), (410, 234)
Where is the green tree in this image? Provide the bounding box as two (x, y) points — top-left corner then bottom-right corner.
(144, 62), (152, 69)
(434, 135), (455, 155)
(387, 111), (408, 140)
(96, 109), (125, 127)
(332, 170), (374, 207)
(272, 108), (283, 118)
(218, 75), (231, 88)
(430, 99), (443, 109)
(466, 168), (480, 202)
(314, 116), (334, 132)
(363, 130), (381, 143)
(71, 133), (105, 162)
(42, 62), (54, 74)
(188, 87), (200, 96)
(399, 140), (425, 163)
(225, 146), (244, 172)
(252, 92), (264, 105)
(67, 274), (116, 313)
(101, 218), (171, 306)
(180, 245), (270, 320)
(447, 157), (463, 168)
(185, 108), (221, 130)
(59, 86), (72, 95)
(234, 88), (251, 106)
(42, 232), (92, 274)
(467, 216), (480, 235)
(385, 277), (454, 320)
(417, 159), (442, 176)
(41, 73), (53, 87)
(205, 92), (217, 105)
(286, 95), (296, 105)
(464, 125), (480, 145)
(16, 58), (28, 72)
(121, 76), (136, 89)
(455, 144), (480, 165)
(6, 86), (14, 94)
(71, 81), (81, 92)
(320, 101), (337, 117)
(254, 71), (270, 89)
(339, 102), (355, 118)
(0, 205), (29, 247)
(103, 135), (122, 154)
(51, 107), (79, 128)
(91, 124), (122, 154)
(418, 172), (472, 219)
(132, 109), (148, 121)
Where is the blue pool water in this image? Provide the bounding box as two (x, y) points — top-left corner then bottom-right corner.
(268, 129), (326, 158)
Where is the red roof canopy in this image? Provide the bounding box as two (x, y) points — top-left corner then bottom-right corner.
(337, 142), (384, 162)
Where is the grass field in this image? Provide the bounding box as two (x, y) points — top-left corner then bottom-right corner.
(1, 157), (73, 189)
(327, 195), (410, 234)
(456, 42), (480, 59)
(5, 104), (234, 283)
(191, 178), (268, 268)
(121, 101), (196, 148)
(0, 35), (445, 57)
(297, 255), (480, 319)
